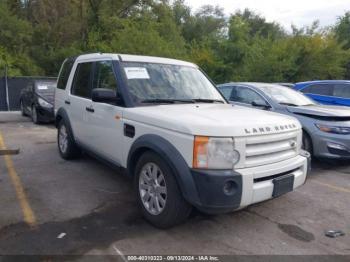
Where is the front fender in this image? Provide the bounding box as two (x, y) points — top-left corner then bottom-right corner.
(55, 107), (75, 141)
(127, 134), (201, 206)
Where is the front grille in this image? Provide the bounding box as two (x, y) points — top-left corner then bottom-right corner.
(236, 130), (300, 168)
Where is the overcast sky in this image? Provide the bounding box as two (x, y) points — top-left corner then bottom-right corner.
(186, 0), (350, 30)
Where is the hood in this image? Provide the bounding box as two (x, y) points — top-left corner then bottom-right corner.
(36, 89), (55, 104)
(124, 104), (300, 137)
(287, 105), (350, 120)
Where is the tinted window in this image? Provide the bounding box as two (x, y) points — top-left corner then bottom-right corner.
(57, 58), (75, 90)
(333, 84), (350, 98)
(71, 62), (93, 98)
(230, 87), (266, 105)
(218, 86), (233, 100)
(93, 61), (118, 91)
(301, 84), (333, 96)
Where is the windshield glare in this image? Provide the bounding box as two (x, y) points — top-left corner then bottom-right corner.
(121, 62), (224, 104)
(258, 85), (316, 106)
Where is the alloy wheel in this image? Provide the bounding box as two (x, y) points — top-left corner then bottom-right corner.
(58, 125), (68, 154)
(139, 162), (167, 215)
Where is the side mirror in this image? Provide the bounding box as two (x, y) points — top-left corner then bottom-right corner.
(252, 100), (270, 109)
(92, 88), (117, 104)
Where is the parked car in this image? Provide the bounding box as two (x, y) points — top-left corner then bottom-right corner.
(55, 53), (309, 228)
(20, 79), (56, 124)
(218, 82), (350, 159)
(294, 80), (350, 107)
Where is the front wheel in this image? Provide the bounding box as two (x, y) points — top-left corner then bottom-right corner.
(31, 106), (40, 124)
(57, 120), (81, 160)
(135, 152), (192, 228)
(302, 131), (313, 155)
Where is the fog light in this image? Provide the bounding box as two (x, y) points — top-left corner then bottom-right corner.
(223, 180), (236, 195)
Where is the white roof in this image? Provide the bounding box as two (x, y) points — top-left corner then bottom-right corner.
(76, 53), (197, 67)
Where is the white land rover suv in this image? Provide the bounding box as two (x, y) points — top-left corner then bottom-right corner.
(55, 53), (310, 228)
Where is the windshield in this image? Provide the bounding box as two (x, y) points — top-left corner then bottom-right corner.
(258, 85), (316, 106)
(120, 62), (225, 105)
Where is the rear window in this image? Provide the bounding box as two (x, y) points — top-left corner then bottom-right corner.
(57, 58), (76, 90)
(333, 84), (350, 98)
(301, 84), (333, 96)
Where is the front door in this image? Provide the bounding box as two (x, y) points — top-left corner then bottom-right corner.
(86, 60), (124, 165)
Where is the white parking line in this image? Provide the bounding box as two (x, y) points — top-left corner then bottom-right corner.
(312, 180), (350, 194)
(113, 245), (128, 262)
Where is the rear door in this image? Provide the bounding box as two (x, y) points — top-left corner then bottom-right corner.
(86, 60), (124, 165)
(68, 61), (94, 146)
(333, 83), (350, 106)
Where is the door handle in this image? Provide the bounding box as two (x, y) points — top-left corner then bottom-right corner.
(86, 106), (95, 113)
(65, 100), (71, 105)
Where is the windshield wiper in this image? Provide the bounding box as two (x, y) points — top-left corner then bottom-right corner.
(141, 99), (195, 104)
(279, 102), (299, 107)
(192, 98), (225, 104)
(141, 98), (225, 104)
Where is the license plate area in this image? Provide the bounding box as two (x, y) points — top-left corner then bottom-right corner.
(272, 174), (295, 197)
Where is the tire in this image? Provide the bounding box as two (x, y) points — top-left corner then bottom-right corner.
(31, 105), (40, 124)
(302, 131), (313, 155)
(57, 120), (81, 160)
(20, 100), (26, 116)
(135, 152), (192, 228)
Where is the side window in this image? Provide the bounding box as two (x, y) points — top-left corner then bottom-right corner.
(71, 62), (93, 98)
(231, 87), (265, 105)
(218, 86), (233, 100)
(93, 60), (118, 91)
(333, 84), (350, 99)
(57, 58), (75, 90)
(301, 84), (333, 96)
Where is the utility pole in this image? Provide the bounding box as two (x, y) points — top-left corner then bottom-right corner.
(4, 63), (10, 111)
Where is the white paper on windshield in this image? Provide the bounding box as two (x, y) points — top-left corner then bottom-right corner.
(124, 67), (150, 79)
(37, 85), (48, 90)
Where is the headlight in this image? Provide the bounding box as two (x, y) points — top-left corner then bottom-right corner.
(193, 136), (240, 169)
(38, 97), (52, 108)
(315, 124), (350, 135)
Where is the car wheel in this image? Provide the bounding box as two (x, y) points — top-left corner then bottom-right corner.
(57, 120), (81, 160)
(31, 106), (40, 124)
(135, 152), (192, 228)
(20, 100), (26, 116)
(302, 131), (313, 155)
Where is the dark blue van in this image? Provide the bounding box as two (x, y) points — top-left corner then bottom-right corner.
(294, 80), (350, 107)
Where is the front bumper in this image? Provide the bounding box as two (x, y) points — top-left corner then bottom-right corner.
(312, 131), (350, 159)
(36, 105), (55, 122)
(190, 152), (310, 213)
